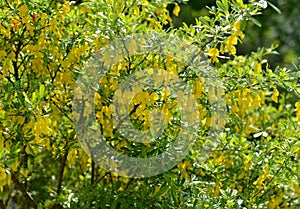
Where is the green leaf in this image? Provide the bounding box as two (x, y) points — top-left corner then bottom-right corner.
(216, 1), (228, 11)
(111, 198), (118, 209)
(171, 185), (178, 205)
(249, 17), (262, 27)
(28, 145), (36, 156)
(199, 17), (210, 26)
(154, 183), (169, 198)
(267, 1), (281, 14)
(241, 20), (247, 31)
(22, 92), (32, 105)
(39, 84), (45, 99)
(38, 203), (44, 209)
(222, 0), (229, 10)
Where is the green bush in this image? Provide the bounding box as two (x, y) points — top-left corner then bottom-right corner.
(0, 0), (299, 208)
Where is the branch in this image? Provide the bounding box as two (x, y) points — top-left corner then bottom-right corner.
(11, 173), (37, 209)
(91, 160), (95, 185)
(251, 164), (284, 200)
(0, 71), (15, 86)
(4, 0), (13, 10)
(57, 150), (68, 195)
(0, 200), (5, 209)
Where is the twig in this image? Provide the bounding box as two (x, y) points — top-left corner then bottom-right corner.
(0, 71), (15, 85)
(56, 150), (68, 195)
(0, 200), (5, 209)
(251, 164), (283, 200)
(91, 160), (95, 185)
(11, 173), (37, 209)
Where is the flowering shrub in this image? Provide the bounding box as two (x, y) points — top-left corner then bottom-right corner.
(0, 0), (299, 208)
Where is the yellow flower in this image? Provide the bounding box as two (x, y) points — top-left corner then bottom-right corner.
(22, 15), (30, 24)
(173, 160), (193, 180)
(268, 192), (283, 209)
(253, 167), (269, 188)
(271, 88), (279, 103)
(173, 4), (180, 16)
(67, 149), (78, 168)
(225, 35), (238, 54)
(192, 79), (205, 99)
(233, 21), (245, 39)
(295, 102), (300, 121)
(295, 101), (300, 110)
(41, 13), (48, 25)
(0, 50), (7, 59)
(208, 48), (219, 63)
(234, 21), (241, 32)
(18, 5), (28, 18)
(41, 13), (48, 20)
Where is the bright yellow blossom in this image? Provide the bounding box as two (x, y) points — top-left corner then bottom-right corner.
(208, 48), (219, 63)
(18, 5), (28, 18)
(295, 101), (300, 121)
(225, 35), (238, 54)
(271, 88), (279, 103)
(233, 21), (244, 39)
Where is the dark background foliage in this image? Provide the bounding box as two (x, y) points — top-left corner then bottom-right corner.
(173, 0), (300, 68)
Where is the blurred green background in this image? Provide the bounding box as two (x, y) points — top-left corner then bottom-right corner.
(172, 0), (300, 68)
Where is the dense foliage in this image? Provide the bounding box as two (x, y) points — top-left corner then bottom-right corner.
(0, 0), (300, 208)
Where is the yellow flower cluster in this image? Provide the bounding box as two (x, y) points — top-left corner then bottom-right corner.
(227, 88), (265, 117)
(172, 160), (193, 180)
(0, 166), (11, 193)
(208, 22), (245, 62)
(96, 105), (114, 138)
(208, 48), (219, 63)
(222, 21), (245, 55)
(268, 192), (284, 209)
(271, 87), (279, 103)
(253, 167), (269, 189)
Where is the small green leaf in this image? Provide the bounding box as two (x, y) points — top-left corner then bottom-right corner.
(249, 17), (262, 27)
(222, 0), (229, 10)
(28, 145), (36, 156)
(111, 198), (118, 209)
(216, 1), (228, 11)
(39, 84), (45, 99)
(154, 183), (169, 198)
(267, 1), (281, 14)
(22, 92), (32, 105)
(199, 17), (210, 26)
(241, 20), (247, 31)
(171, 185), (178, 205)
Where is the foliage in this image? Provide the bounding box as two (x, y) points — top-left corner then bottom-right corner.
(0, 0), (299, 208)
(176, 0), (300, 67)
(239, 0), (300, 67)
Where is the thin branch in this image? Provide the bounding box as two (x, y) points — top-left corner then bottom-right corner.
(124, 178), (134, 190)
(51, 98), (73, 122)
(95, 171), (109, 184)
(57, 150), (68, 195)
(0, 71), (15, 85)
(251, 164), (284, 200)
(4, 0), (13, 10)
(0, 200), (5, 209)
(11, 173), (37, 209)
(91, 160), (95, 185)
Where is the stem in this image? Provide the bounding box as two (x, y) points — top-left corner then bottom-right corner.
(0, 71), (14, 85)
(0, 200), (5, 209)
(251, 165), (283, 200)
(56, 150), (68, 195)
(11, 173), (37, 209)
(91, 160), (95, 185)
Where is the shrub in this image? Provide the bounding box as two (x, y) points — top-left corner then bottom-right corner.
(0, 0), (299, 208)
